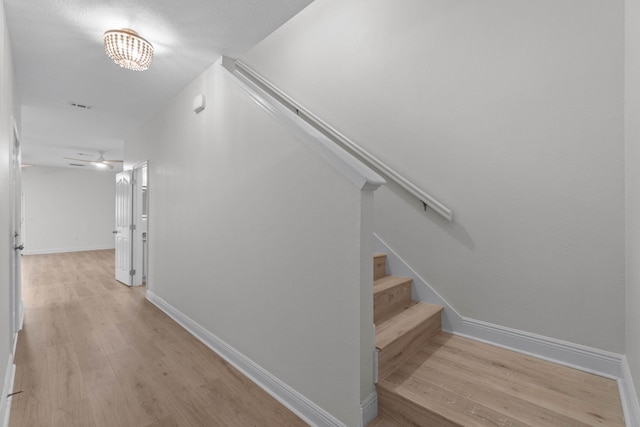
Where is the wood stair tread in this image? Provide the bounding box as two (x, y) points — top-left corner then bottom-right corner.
(377, 332), (625, 427)
(375, 302), (443, 350)
(377, 383), (480, 427)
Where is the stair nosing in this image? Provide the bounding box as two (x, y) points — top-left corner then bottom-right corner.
(378, 381), (476, 426)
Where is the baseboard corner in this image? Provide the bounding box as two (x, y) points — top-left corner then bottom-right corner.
(620, 356), (640, 427)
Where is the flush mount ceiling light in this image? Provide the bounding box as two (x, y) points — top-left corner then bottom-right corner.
(103, 28), (154, 71)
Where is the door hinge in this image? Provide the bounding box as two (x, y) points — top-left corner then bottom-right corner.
(130, 224), (136, 231)
(129, 269), (136, 276)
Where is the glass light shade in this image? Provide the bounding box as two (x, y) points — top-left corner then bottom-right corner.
(104, 28), (153, 71)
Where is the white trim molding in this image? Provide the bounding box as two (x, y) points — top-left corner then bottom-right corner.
(374, 233), (628, 379)
(360, 391), (378, 427)
(146, 291), (346, 427)
(621, 357), (640, 427)
(454, 318), (623, 379)
(18, 301), (23, 332)
(0, 361), (15, 427)
(11, 300), (23, 358)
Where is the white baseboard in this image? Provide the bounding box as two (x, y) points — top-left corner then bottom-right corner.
(373, 234), (626, 380)
(454, 317), (623, 379)
(621, 357), (640, 427)
(11, 301), (22, 358)
(18, 300), (23, 332)
(146, 291), (346, 427)
(0, 360), (15, 427)
(22, 245), (115, 255)
(360, 391), (377, 427)
(11, 334), (18, 362)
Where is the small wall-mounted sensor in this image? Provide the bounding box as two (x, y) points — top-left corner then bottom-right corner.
(193, 94), (206, 114)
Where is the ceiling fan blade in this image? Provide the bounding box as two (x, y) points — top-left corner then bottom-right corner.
(104, 159), (124, 163)
(64, 157), (93, 162)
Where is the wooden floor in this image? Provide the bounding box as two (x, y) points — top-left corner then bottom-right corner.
(9, 250), (307, 427)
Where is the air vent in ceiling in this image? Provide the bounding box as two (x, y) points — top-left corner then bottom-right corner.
(70, 102), (92, 110)
(69, 163), (85, 167)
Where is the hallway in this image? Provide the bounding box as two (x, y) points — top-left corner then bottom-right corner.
(9, 250), (307, 426)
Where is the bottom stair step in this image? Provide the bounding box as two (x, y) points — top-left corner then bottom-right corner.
(376, 302), (442, 381)
(376, 333), (625, 427)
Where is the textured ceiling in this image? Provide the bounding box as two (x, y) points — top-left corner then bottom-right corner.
(4, 0), (314, 172)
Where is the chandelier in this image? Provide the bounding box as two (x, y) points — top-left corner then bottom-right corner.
(104, 28), (154, 71)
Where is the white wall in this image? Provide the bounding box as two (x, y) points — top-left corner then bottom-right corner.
(125, 60), (375, 426)
(626, 0), (640, 413)
(0, 0), (19, 418)
(21, 166), (115, 254)
(241, 0), (626, 353)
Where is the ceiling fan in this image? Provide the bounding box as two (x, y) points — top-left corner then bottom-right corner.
(64, 150), (123, 170)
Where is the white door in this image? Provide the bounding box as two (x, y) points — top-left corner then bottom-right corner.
(115, 170), (133, 285)
(10, 119), (23, 347)
(131, 162), (148, 286)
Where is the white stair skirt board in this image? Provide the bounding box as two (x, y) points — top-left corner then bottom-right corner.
(0, 361), (16, 427)
(373, 233), (637, 425)
(146, 291), (352, 427)
(621, 357), (640, 427)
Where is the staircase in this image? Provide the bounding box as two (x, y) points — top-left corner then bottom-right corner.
(373, 254), (443, 382)
(370, 253), (625, 427)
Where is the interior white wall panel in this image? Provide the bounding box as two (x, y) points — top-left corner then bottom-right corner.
(125, 60), (372, 427)
(21, 166), (115, 254)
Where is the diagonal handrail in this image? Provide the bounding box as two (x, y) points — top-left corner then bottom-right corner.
(233, 59), (453, 222)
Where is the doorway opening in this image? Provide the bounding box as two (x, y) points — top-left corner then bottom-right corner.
(114, 161), (148, 287)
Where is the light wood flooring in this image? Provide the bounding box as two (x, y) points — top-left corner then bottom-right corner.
(9, 250), (307, 427)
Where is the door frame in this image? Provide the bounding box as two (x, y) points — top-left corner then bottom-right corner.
(9, 116), (23, 350)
